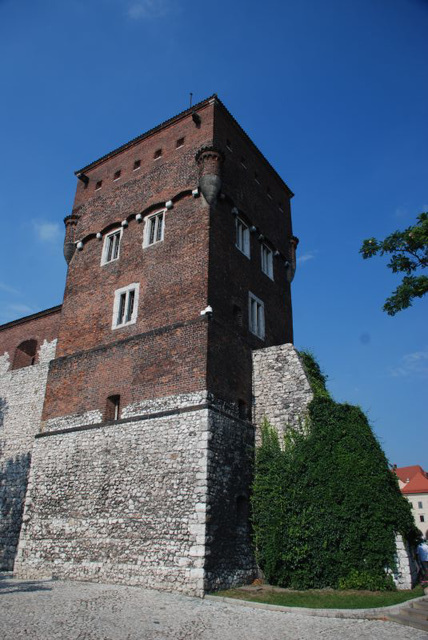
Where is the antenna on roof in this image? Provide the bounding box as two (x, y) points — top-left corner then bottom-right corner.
(190, 93), (193, 108)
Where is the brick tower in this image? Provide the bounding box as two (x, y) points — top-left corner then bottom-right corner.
(13, 96), (298, 594)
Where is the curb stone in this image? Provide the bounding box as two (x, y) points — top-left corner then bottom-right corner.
(205, 594), (428, 621)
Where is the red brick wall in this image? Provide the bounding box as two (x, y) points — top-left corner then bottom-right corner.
(43, 318), (208, 421)
(0, 308), (61, 369)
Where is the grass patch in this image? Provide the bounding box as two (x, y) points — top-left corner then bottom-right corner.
(212, 585), (425, 609)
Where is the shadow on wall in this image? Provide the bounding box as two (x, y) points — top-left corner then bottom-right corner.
(0, 396), (32, 571)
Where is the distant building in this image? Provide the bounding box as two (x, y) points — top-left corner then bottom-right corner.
(394, 465), (428, 538)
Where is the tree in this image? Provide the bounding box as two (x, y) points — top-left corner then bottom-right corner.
(360, 212), (428, 315)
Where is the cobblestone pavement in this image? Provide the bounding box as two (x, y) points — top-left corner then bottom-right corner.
(0, 574), (427, 640)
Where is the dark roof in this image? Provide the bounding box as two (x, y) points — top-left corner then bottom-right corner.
(75, 94), (293, 196)
(0, 305), (62, 331)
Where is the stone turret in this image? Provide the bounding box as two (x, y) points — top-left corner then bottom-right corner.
(63, 213), (80, 264)
(195, 146), (224, 205)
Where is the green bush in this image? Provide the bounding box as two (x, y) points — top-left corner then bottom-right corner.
(251, 353), (420, 590)
(338, 569), (396, 591)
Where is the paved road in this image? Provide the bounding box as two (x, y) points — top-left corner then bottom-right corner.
(0, 574), (427, 640)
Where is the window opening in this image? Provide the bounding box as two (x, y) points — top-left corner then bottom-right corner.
(144, 211), (165, 247)
(133, 160), (141, 171)
(12, 339), (38, 370)
(154, 148), (162, 159)
(261, 243), (274, 279)
(418, 501), (423, 509)
(114, 170), (121, 181)
(233, 304), (243, 327)
(226, 139), (232, 152)
(421, 515), (425, 522)
(236, 218), (250, 257)
(176, 137), (185, 148)
(112, 283), (139, 329)
(240, 157), (247, 169)
(95, 180), (102, 190)
(249, 292), (265, 339)
(105, 395), (120, 421)
(102, 229), (122, 265)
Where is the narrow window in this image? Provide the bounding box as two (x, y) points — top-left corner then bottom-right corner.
(249, 292), (265, 339)
(113, 170), (121, 181)
(101, 229), (122, 265)
(95, 180), (102, 190)
(144, 211), (165, 247)
(12, 339), (38, 370)
(112, 283), (139, 329)
(133, 160), (141, 171)
(240, 157), (247, 169)
(238, 399), (248, 419)
(233, 304), (243, 327)
(105, 395), (120, 421)
(418, 501), (423, 509)
(235, 217), (250, 258)
(254, 172), (260, 184)
(261, 243), (274, 280)
(154, 148), (162, 160)
(266, 187), (273, 200)
(176, 137), (185, 148)
(226, 139), (232, 152)
(421, 515), (425, 523)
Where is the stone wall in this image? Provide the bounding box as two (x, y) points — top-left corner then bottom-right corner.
(0, 339), (57, 570)
(252, 343), (313, 442)
(393, 534), (419, 589)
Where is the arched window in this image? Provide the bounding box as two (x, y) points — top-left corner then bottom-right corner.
(12, 340), (38, 370)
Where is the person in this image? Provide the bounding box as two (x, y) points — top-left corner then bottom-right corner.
(417, 539), (428, 581)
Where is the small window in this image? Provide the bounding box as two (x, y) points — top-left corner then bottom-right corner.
(101, 229), (122, 265)
(254, 172), (260, 184)
(261, 243), (274, 280)
(154, 148), (162, 160)
(238, 400), (248, 419)
(278, 203), (284, 213)
(249, 292), (265, 339)
(226, 139), (232, 152)
(133, 160), (141, 171)
(240, 157), (247, 169)
(176, 137), (185, 148)
(95, 180), (102, 191)
(113, 170), (121, 181)
(112, 283), (139, 329)
(144, 211), (165, 247)
(418, 501), (423, 509)
(266, 187), (272, 200)
(12, 339), (38, 370)
(236, 217), (250, 258)
(105, 395), (120, 421)
(421, 515), (425, 523)
(233, 304), (243, 327)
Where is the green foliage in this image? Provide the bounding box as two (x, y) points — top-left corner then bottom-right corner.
(299, 350), (330, 398)
(338, 569), (395, 591)
(360, 212), (428, 315)
(252, 383), (420, 590)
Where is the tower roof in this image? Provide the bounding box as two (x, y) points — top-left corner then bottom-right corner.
(75, 95), (293, 196)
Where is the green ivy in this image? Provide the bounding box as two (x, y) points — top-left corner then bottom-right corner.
(252, 355), (420, 590)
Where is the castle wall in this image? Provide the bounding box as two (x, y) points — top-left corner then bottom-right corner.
(0, 337), (57, 570)
(15, 398), (256, 595)
(252, 343), (313, 442)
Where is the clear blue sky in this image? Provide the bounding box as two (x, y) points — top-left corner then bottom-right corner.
(0, 0), (426, 467)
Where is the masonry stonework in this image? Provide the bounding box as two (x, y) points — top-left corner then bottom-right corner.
(0, 330), (58, 570)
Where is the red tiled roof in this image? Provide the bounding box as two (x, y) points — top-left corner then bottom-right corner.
(394, 465), (428, 495)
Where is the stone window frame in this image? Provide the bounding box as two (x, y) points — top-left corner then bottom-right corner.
(261, 242), (274, 280)
(112, 283), (139, 329)
(248, 292), (265, 340)
(101, 228), (123, 266)
(143, 210), (165, 248)
(235, 217), (250, 258)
